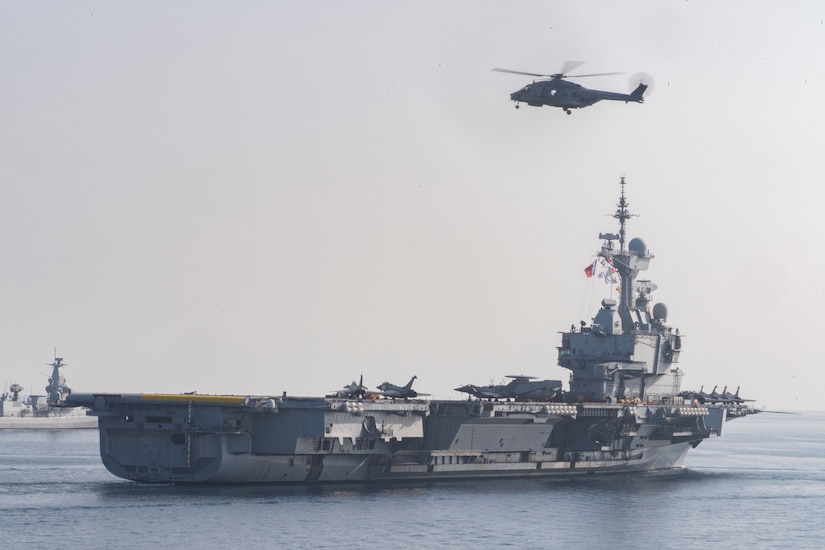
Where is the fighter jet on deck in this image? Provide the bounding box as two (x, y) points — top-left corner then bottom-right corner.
(376, 376), (429, 399)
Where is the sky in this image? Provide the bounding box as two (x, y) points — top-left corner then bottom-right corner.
(2, 1), (823, 411)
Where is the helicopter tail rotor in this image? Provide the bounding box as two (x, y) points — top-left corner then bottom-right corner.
(629, 72), (655, 97)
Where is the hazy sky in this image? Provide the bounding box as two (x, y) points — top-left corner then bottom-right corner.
(2, 1), (823, 411)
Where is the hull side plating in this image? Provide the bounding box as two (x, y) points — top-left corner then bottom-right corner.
(72, 393), (746, 484)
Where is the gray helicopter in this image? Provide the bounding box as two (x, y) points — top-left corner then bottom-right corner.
(493, 61), (649, 115)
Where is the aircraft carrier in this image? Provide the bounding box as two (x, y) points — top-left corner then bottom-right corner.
(60, 179), (758, 483)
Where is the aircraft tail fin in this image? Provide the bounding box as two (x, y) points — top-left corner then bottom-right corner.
(630, 83), (647, 102)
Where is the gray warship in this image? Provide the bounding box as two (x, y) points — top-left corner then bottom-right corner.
(1, 357), (96, 429)
(60, 179), (757, 483)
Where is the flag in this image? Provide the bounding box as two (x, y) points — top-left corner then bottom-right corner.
(598, 257), (618, 283)
(584, 261), (595, 278)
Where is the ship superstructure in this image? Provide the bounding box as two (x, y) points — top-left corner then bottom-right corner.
(559, 177), (684, 403)
(60, 179), (757, 483)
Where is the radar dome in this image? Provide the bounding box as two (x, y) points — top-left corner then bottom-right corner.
(629, 238), (648, 255)
(652, 302), (668, 322)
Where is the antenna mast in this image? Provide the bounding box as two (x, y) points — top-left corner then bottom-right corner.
(614, 176), (630, 253)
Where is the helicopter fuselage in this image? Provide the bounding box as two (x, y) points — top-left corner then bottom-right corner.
(510, 79), (646, 114)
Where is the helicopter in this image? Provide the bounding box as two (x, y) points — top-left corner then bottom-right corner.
(493, 61), (649, 115)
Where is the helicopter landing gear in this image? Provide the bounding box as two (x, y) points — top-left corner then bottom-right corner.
(564, 108), (572, 115)
(515, 103), (520, 109)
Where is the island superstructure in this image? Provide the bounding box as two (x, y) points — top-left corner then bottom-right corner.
(560, 177), (684, 404)
(60, 179), (757, 483)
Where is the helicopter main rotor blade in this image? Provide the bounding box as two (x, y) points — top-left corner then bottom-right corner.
(560, 60), (585, 75)
(566, 71), (624, 79)
(492, 67), (553, 78)
(494, 66), (623, 80)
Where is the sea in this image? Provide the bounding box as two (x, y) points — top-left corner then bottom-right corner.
(2, 411), (823, 549)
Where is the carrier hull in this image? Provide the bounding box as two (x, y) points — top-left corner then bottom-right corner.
(67, 392), (748, 484)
